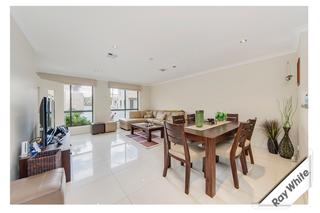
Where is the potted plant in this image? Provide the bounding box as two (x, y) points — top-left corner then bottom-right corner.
(261, 120), (281, 154)
(278, 97), (296, 159)
(215, 112), (227, 122)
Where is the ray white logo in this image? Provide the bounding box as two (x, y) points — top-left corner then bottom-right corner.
(260, 157), (311, 207)
(272, 170), (309, 206)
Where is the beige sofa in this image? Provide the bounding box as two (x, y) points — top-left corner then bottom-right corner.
(11, 168), (66, 204)
(119, 110), (185, 130)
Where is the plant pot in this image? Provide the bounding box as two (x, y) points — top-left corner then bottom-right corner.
(278, 127), (294, 159)
(267, 138), (278, 154)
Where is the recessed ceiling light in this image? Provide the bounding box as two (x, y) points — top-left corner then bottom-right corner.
(160, 68), (166, 72)
(240, 39), (248, 44)
(149, 57), (154, 61)
(172, 65), (176, 68)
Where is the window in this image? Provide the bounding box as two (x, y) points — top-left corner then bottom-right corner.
(64, 85), (93, 127)
(110, 88), (139, 121)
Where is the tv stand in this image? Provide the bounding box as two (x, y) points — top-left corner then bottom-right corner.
(18, 132), (71, 182)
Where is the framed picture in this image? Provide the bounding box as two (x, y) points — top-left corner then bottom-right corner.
(297, 57), (301, 86)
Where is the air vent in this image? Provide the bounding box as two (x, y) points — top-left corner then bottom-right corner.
(106, 52), (118, 59)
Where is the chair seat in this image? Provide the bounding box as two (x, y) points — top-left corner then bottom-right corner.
(245, 139), (250, 147)
(169, 143), (205, 162)
(216, 140), (242, 157)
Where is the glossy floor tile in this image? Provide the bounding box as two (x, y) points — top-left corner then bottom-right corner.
(65, 129), (298, 204)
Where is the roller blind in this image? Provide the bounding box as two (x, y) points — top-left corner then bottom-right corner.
(37, 72), (97, 86)
(108, 81), (142, 91)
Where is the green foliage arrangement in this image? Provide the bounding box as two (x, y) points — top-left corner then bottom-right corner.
(215, 112), (227, 121)
(279, 97), (297, 128)
(261, 120), (281, 141)
(65, 112), (91, 127)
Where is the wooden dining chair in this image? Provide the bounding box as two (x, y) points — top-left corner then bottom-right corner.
(226, 113), (239, 122)
(224, 113), (239, 140)
(243, 118), (257, 164)
(187, 114), (195, 124)
(162, 121), (205, 194)
(216, 122), (249, 189)
(172, 115), (186, 124)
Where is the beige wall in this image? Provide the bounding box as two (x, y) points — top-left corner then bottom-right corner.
(10, 18), (39, 180)
(150, 53), (299, 149)
(296, 31), (308, 161)
(140, 86), (151, 110)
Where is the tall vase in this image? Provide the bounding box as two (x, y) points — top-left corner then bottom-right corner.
(267, 138), (278, 154)
(278, 127), (294, 159)
(195, 110), (204, 127)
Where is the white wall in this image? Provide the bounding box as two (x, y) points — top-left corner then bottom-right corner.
(296, 31), (308, 161)
(150, 53), (298, 149)
(94, 80), (110, 122)
(140, 86), (151, 110)
(10, 18), (39, 180)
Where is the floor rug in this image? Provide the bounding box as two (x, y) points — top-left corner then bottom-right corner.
(126, 130), (163, 148)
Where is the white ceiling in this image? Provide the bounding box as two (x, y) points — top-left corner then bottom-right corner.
(11, 6), (307, 85)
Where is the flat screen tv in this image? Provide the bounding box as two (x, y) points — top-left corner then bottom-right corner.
(39, 97), (55, 146)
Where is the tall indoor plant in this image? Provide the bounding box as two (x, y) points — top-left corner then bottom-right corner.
(278, 97), (296, 159)
(261, 120), (281, 154)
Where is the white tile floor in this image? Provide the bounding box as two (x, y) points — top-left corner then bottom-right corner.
(65, 129), (298, 204)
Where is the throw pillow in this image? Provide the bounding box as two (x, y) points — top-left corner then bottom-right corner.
(144, 111), (153, 118)
(156, 112), (166, 121)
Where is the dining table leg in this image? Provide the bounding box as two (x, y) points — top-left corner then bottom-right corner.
(205, 138), (216, 197)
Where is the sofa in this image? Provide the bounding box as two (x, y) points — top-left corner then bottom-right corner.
(119, 110), (185, 130)
(11, 168), (66, 204)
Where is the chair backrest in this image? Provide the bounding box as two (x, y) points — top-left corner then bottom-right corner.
(172, 115), (186, 124)
(187, 114), (195, 124)
(227, 113), (239, 122)
(164, 121), (190, 161)
(229, 122), (249, 157)
(246, 118), (257, 141)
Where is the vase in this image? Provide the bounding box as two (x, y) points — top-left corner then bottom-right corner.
(267, 138), (278, 154)
(195, 110), (204, 127)
(278, 127), (294, 159)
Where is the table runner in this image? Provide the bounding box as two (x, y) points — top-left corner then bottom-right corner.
(185, 120), (231, 131)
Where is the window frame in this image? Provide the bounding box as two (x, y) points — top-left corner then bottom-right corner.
(110, 88), (139, 119)
(64, 84), (94, 127)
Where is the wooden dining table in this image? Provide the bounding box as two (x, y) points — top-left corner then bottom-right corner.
(184, 121), (239, 197)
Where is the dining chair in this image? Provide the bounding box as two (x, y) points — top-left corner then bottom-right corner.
(172, 115), (186, 124)
(216, 122), (249, 189)
(187, 114), (195, 124)
(226, 113), (239, 122)
(224, 113), (239, 141)
(244, 118), (257, 164)
(162, 121), (205, 194)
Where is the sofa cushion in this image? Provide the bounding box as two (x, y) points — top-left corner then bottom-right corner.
(11, 168), (66, 204)
(129, 111), (142, 118)
(144, 111), (153, 118)
(126, 118), (147, 123)
(156, 111), (167, 121)
(166, 111), (185, 123)
(147, 118), (164, 125)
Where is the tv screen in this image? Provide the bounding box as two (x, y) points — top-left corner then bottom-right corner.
(40, 97), (55, 146)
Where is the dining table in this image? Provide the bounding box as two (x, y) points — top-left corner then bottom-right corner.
(184, 121), (239, 197)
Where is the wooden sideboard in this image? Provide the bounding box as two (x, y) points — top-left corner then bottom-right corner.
(19, 134), (72, 182)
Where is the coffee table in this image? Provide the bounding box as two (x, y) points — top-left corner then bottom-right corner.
(131, 123), (164, 142)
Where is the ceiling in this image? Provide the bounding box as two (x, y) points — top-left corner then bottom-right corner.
(11, 6), (307, 85)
